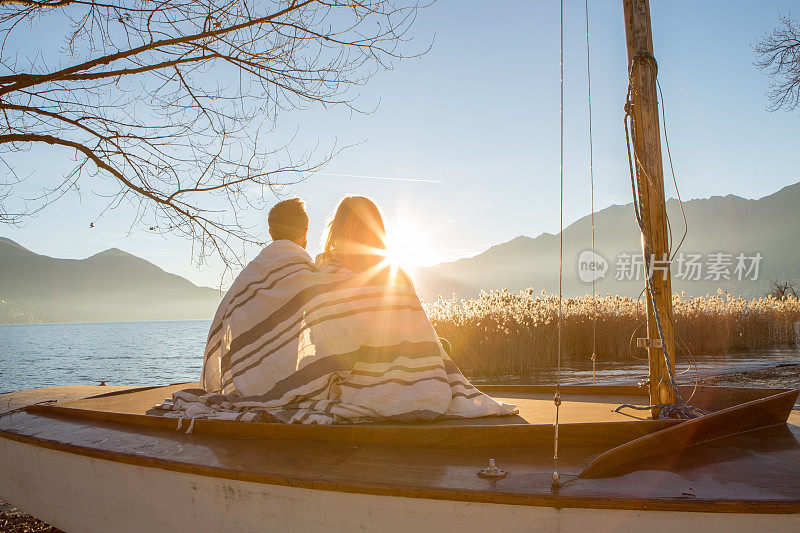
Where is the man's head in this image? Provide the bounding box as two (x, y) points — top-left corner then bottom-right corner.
(268, 198), (309, 248)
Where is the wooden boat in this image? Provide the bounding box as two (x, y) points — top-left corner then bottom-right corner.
(2, 1), (799, 531)
(1, 383), (799, 531)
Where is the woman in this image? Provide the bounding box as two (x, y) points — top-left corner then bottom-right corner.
(310, 196), (516, 422)
(317, 196), (390, 276)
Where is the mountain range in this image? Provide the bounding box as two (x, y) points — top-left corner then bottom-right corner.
(2, 181), (798, 323)
(412, 182), (800, 300)
(0, 238), (221, 323)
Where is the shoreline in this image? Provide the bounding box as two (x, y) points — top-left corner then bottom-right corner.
(696, 361), (800, 390)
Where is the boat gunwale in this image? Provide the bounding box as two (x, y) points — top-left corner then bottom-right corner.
(17, 383), (793, 448)
(21, 403), (681, 448)
(76, 383), (787, 397)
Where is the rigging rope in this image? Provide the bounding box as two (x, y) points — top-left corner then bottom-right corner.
(585, 0), (597, 386)
(551, 0), (564, 492)
(548, 4), (702, 493)
(621, 51), (705, 420)
(656, 78), (689, 262)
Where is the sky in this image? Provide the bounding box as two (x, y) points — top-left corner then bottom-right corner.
(3, 0), (799, 288)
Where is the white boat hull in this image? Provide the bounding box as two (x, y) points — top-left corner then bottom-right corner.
(1, 436), (797, 533)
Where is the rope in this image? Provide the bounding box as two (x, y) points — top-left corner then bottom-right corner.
(585, 0), (597, 386)
(656, 78), (688, 262)
(551, 0), (564, 491)
(623, 51), (704, 420)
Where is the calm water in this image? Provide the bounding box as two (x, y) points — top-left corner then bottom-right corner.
(1, 320), (799, 393)
(0, 320), (210, 393)
(480, 347), (800, 386)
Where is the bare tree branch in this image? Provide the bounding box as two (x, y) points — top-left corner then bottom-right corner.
(755, 16), (800, 112)
(0, 0), (74, 8)
(0, 0), (430, 269)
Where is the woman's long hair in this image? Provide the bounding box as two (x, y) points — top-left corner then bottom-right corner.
(321, 196), (387, 273)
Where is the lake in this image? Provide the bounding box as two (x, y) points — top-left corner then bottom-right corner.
(0, 320), (210, 393)
(1, 320), (799, 393)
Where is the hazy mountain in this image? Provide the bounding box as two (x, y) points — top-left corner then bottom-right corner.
(3, 181), (797, 322)
(0, 238), (221, 323)
(413, 182), (800, 300)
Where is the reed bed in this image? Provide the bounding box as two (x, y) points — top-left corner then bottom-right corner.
(424, 289), (800, 377)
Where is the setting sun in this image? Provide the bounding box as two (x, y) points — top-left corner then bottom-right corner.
(382, 220), (438, 271)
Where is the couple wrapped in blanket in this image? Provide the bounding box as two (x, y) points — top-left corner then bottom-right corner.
(157, 197), (517, 425)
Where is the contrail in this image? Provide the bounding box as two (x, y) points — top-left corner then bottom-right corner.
(314, 172), (443, 184)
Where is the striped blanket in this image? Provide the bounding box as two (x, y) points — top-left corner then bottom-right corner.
(155, 240), (517, 425)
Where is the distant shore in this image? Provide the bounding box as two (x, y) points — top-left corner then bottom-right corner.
(0, 317), (212, 326)
(697, 361), (800, 390)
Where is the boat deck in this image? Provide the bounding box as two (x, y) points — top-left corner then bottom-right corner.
(1, 384), (799, 514)
(53, 383), (657, 424)
(0, 384), (137, 414)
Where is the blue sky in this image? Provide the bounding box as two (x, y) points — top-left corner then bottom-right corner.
(4, 1), (799, 288)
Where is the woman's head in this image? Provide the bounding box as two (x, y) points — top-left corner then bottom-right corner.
(322, 196), (387, 273)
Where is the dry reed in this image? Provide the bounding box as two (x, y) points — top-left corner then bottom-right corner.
(424, 289), (800, 377)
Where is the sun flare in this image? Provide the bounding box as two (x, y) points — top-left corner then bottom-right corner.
(382, 220), (438, 271)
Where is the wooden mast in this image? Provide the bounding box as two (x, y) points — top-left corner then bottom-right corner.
(622, 0), (676, 417)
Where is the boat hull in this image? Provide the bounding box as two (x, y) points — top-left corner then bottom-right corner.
(2, 384), (799, 532)
(2, 436), (798, 533)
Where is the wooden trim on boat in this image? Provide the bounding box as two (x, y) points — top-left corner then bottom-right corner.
(580, 389), (800, 478)
(475, 384), (648, 396)
(71, 382), (787, 406)
(83, 384), (176, 399)
(475, 384), (793, 405)
(1, 421), (799, 515)
(22, 384), (790, 450)
(25, 404), (678, 448)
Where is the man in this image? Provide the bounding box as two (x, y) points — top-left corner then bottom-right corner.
(199, 198), (317, 394)
(266, 198), (308, 249)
